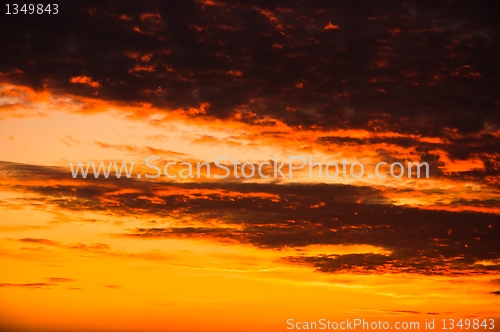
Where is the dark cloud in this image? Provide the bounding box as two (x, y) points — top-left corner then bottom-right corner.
(0, 279), (75, 290)
(1, 2), (499, 189)
(3, 161), (500, 276)
(0, 283), (54, 289)
(0, 0), (498, 138)
(19, 238), (59, 246)
(320, 134), (500, 181)
(284, 251), (500, 276)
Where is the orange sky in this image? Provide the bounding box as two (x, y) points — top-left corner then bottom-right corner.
(1, 1), (499, 331)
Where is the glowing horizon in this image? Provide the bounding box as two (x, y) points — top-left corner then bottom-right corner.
(1, 1), (499, 331)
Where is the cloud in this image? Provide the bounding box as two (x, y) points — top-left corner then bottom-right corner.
(104, 284), (123, 289)
(70, 76), (100, 88)
(0, 0), (498, 139)
(3, 161), (500, 276)
(0, 278), (75, 290)
(284, 251), (500, 276)
(18, 238), (110, 254)
(15, 236), (173, 262)
(45, 278), (76, 283)
(1, 0), (499, 193)
(19, 238), (59, 246)
(0, 225), (51, 233)
(357, 308), (434, 316)
(0, 283), (54, 289)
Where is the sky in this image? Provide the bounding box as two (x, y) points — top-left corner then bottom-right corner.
(0, 1), (499, 331)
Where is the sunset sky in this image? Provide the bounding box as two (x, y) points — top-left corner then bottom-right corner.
(0, 1), (499, 331)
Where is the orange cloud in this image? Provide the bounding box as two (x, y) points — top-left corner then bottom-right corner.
(69, 76), (101, 88)
(324, 22), (339, 30)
